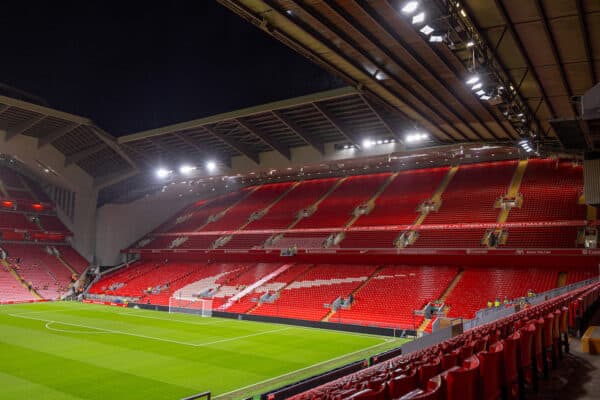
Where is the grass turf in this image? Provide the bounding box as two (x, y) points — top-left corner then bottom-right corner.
(0, 301), (408, 399)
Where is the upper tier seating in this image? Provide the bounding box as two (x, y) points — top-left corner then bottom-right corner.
(444, 267), (559, 318)
(245, 178), (339, 230)
(0, 211), (39, 231)
(330, 265), (458, 329)
(3, 244), (74, 299)
(354, 167), (449, 226)
(294, 174), (391, 229)
(200, 182), (295, 231)
(424, 161), (516, 223)
(566, 268), (598, 285)
(38, 215), (69, 232)
(161, 191), (247, 233)
(508, 159), (586, 222)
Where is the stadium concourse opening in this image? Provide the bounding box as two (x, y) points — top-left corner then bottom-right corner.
(1, 0), (600, 399)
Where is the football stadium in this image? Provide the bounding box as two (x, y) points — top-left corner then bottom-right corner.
(1, 1), (600, 399)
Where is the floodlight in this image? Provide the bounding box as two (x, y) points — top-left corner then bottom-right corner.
(471, 82), (483, 90)
(156, 168), (171, 179)
(206, 161), (217, 172)
(466, 41), (474, 47)
(429, 35), (443, 43)
(362, 139), (374, 149)
(420, 25), (434, 35)
(179, 165), (196, 175)
(401, 1), (419, 14)
(480, 95), (491, 100)
(412, 12), (425, 24)
(466, 75), (479, 85)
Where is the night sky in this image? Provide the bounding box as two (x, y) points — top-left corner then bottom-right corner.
(1, 1), (343, 136)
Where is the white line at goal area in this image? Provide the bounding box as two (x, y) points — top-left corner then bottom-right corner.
(168, 296), (213, 317)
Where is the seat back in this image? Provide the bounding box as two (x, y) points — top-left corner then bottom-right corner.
(503, 332), (521, 399)
(445, 356), (480, 400)
(418, 358), (441, 389)
(441, 350), (460, 370)
(389, 372), (418, 399)
(477, 341), (503, 400)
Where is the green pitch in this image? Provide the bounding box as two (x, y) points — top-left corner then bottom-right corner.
(0, 302), (408, 399)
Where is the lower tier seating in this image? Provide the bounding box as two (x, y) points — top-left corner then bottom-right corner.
(330, 266), (459, 329)
(0, 264), (38, 302)
(412, 229), (486, 248)
(504, 226), (579, 248)
(444, 267), (560, 319)
(290, 282), (600, 400)
(3, 244), (75, 299)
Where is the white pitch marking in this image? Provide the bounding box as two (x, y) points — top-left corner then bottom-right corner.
(9, 313), (293, 348)
(45, 321), (111, 335)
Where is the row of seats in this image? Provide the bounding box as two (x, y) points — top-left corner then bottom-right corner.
(135, 159), (587, 251)
(2, 244), (78, 300)
(289, 282), (600, 400)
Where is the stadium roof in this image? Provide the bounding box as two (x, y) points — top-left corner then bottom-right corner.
(118, 86), (414, 164)
(217, 0), (599, 146)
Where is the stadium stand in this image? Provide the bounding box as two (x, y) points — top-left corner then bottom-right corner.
(287, 282), (600, 400)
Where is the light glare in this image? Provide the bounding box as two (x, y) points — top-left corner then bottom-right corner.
(206, 161), (217, 172)
(401, 1), (419, 14)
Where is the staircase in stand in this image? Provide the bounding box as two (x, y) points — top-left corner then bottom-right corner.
(1, 259), (43, 299)
(439, 269), (465, 302)
(197, 185), (262, 232)
(414, 166), (459, 227)
(344, 173), (399, 229)
(496, 159), (528, 224)
(322, 265), (385, 322)
(557, 272), (568, 288)
(417, 318), (432, 332)
(56, 253), (78, 275)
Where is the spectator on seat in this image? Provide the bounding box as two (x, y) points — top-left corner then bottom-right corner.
(494, 298), (501, 307)
(487, 300), (493, 308)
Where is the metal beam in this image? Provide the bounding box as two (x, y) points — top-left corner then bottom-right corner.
(358, 94), (402, 142)
(460, 1), (544, 137)
(217, 0), (457, 143)
(534, 0), (577, 116)
(271, 110), (325, 154)
(575, 0), (596, 85)
(318, 0), (490, 140)
(91, 127), (138, 170)
(236, 118), (291, 160)
(494, 0), (556, 118)
(0, 105), (9, 115)
(312, 102), (362, 145)
(37, 123), (80, 148)
(173, 133), (232, 168)
(64, 143), (106, 167)
(117, 87), (359, 144)
(203, 125), (260, 164)
(5, 114), (45, 141)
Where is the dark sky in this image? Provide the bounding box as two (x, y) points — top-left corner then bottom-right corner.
(0, 1), (343, 136)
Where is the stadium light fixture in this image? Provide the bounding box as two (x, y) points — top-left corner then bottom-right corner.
(362, 139), (375, 149)
(155, 168), (171, 179)
(471, 82), (483, 90)
(480, 95), (491, 100)
(179, 165), (196, 175)
(466, 40), (474, 47)
(412, 12), (425, 24)
(429, 35), (444, 43)
(206, 161), (217, 172)
(401, 1), (419, 14)
(405, 132), (429, 143)
(466, 75), (479, 85)
(420, 25), (434, 35)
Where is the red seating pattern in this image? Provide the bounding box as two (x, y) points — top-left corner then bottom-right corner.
(38, 215), (69, 233)
(354, 168), (449, 226)
(445, 267), (559, 319)
(6, 189), (34, 201)
(201, 182), (295, 231)
(412, 229), (487, 248)
(0, 264), (38, 302)
(3, 244), (74, 299)
(294, 174), (391, 229)
(289, 282), (600, 400)
(330, 266), (459, 329)
(58, 246), (89, 273)
(0, 211), (39, 231)
(252, 264), (379, 321)
(425, 161), (516, 224)
(508, 159), (586, 222)
(0, 166), (25, 188)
